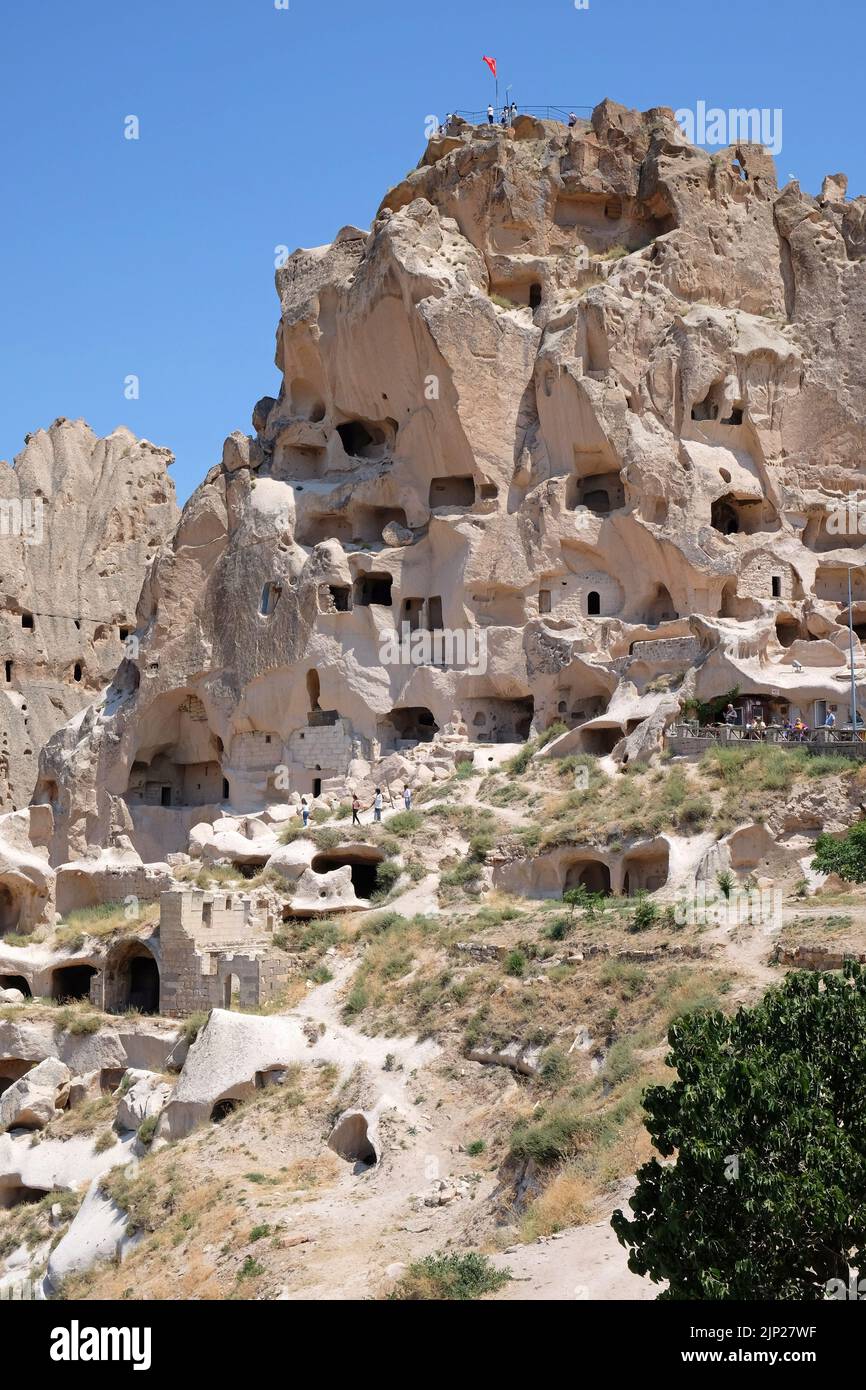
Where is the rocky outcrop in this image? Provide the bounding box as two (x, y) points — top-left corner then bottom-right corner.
(29, 102), (866, 868)
(0, 419), (177, 815)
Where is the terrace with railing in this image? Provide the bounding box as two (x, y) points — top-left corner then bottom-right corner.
(449, 106), (592, 125)
(666, 721), (866, 759)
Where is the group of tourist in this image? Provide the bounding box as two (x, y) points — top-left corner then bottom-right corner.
(298, 783), (413, 829)
(719, 703), (837, 740)
(485, 103), (519, 127)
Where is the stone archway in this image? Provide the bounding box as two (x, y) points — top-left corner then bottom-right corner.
(564, 859), (611, 896)
(103, 940), (160, 1015)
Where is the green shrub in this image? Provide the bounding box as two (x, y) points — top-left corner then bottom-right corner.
(504, 950), (527, 978)
(387, 810), (423, 835)
(630, 894), (659, 931)
(137, 1115), (158, 1147)
(539, 1047), (571, 1087)
(373, 860), (401, 898)
(390, 1250), (510, 1300)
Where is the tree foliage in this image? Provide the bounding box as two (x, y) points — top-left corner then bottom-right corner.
(811, 821), (866, 884)
(612, 964), (866, 1299)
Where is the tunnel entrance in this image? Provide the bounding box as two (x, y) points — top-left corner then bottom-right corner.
(327, 1110), (378, 1168)
(128, 954), (160, 1014)
(311, 850), (384, 899)
(104, 942), (160, 1014)
(581, 726), (622, 756)
(0, 974), (31, 997)
(0, 1183), (51, 1210)
(564, 860), (611, 896)
(51, 964), (97, 1002)
(0, 1059), (38, 1097)
(211, 1098), (238, 1123)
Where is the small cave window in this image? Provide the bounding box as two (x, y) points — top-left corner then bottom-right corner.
(4, 661), (11, 683)
(160, 786), (172, 807)
(336, 420), (390, 459)
(539, 589), (551, 615)
(260, 582), (282, 617)
(119, 626), (129, 641)
(429, 476), (476, 509)
(604, 195), (623, 219)
(21, 612), (34, 630)
(771, 575), (782, 598)
(73, 663), (82, 682)
(479, 483), (499, 500)
(587, 591), (601, 616)
(222, 778), (230, 800)
(328, 585), (351, 612)
(722, 405), (744, 426)
(354, 573), (393, 607)
(529, 283), (542, 310)
(312, 777), (322, 798)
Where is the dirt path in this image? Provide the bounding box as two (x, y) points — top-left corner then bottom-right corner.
(488, 1191), (660, 1301)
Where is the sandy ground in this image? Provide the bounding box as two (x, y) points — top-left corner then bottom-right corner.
(490, 1194), (660, 1301)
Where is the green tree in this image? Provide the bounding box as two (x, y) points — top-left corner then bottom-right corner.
(811, 821), (866, 883)
(612, 965), (866, 1299)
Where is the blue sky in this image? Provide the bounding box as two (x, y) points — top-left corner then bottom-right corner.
(2, 0), (863, 503)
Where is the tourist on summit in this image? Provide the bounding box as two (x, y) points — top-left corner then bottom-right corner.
(568, 112), (578, 127)
(487, 104), (494, 125)
(373, 787), (384, 822)
(510, 101), (518, 122)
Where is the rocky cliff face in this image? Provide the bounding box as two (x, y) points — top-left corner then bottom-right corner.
(36, 99), (866, 863)
(0, 419), (177, 811)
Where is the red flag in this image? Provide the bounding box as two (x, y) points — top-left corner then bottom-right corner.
(482, 55), (497, 79)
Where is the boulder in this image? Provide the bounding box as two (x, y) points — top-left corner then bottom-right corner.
(115, 1070), (172, 1133)
(0, 1057), (71, 1130)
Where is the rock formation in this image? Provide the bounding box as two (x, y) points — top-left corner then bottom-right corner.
(0, 419), (177, 811)
(26, 100), (866, 869)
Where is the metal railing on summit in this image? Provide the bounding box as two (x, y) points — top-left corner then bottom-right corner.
(450, 106), (593, 124)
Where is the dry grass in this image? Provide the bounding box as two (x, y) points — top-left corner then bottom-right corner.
(519, 1167), (594, 1240)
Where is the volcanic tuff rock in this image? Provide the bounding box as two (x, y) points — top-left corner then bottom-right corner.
(0, 419), (177, 810)
(30, 98), (866, 865)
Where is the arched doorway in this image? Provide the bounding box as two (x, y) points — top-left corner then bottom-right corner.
(128, 954), (160, 1013)
(223, 974), (240, 1010)
(105, 941), (160, 1014)
(565, 860), (611, 896)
